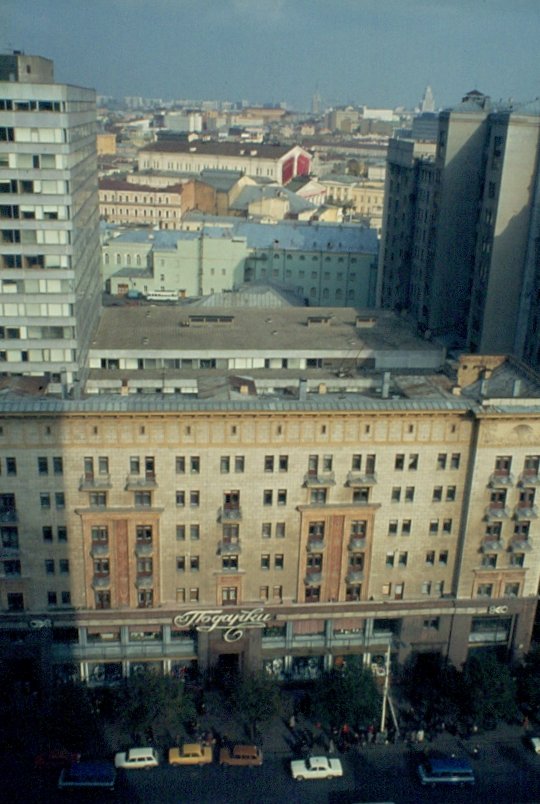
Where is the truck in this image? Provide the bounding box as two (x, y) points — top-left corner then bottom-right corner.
(58, 760), (116, 790)
(290, 755), (343, 781)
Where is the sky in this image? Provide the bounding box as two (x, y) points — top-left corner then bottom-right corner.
(4, 0), (540, 111)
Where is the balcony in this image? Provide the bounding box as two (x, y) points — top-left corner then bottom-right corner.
(511, 537), (533, 552)
(135, 542), (153, 557)
(0, 545), (19, 559)
(90, 542), (109, 557)
(0, 508), (17, 524)
(136, 575), (154, 588)
(488, 472), (514, 488)
(346, 569), (364, 583)
(125, 473), (157, 491)
(519, 472), (540, 486)
(349, 536), (366, 550)
(92, 575), (111, 589)
(304, 571), (322, 584)
(218, 506), (242, 522)
(304, 472), (336, 487)
(79, 473), (112, 491)
(481, 538), (504, 553)
(484, 505), (510, 521)
(219, 540), (241, 554)
(514, 505), (538, 520)
(307, 538), (325, 551)
(346, 471), (377, 486)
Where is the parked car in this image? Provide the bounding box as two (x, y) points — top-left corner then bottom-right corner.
(34, 749), (81, 770)
(58, 761), (116, 790)
(114, 747), (159, 769)
(169, 743), (213, 766)
(219, 744), (262, 766)
(290, 755), (343, 781)
(526, 735), (540, 754)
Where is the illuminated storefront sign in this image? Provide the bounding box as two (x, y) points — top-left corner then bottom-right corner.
(173, 607), (272, 642)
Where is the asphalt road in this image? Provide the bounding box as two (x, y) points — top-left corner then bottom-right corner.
(8, 738), (540, 804)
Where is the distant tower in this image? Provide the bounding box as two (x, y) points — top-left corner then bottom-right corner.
(420, 85), (435, 113)
(311, 89), (321, 116)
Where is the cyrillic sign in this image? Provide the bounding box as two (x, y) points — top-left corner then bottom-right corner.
(173, 607), (272, 642)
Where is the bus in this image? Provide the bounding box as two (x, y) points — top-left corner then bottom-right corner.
(418, 756), (475, 786)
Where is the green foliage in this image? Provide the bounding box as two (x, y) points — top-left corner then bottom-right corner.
(313, 657), (381, 729)
(112, 669), (195, 741)
(399, 653), (463, 724)
(461, 652), (519, 727)
(229, 671), (282, 740)
(518, 645), (540, 715)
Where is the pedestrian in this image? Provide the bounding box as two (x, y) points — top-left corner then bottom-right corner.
(328, 737), (335, 753)
(289, 713), (296, 730)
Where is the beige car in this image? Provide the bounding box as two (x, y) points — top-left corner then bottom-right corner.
(219, 744), (262, 766)
(168, 743), (213, 766)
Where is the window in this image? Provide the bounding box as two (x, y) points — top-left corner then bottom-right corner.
(275, 554), (284, 569)
(351, 520), (366, 537)
(382, 583), (392, 597)
(504, 583), (520, 597)
(395, 454), (404, 470)
(353, 487), (370, 503)
(495, 455), (512, 474)
(352, 454), (362, 471)
(6, 457), (16, 476)
(437, 453), (447, 470)
(429, 519), (439, 534)
(130, 456), (140, 474)
(279, 455), (288, 472)
(260, 586), (269, 601)
(176, 588), (186, 603)
(47, 592), (58, 607)
(391, 487), (401, 502)
(190, 491), (200, 508)
(451, 453), (461, 469)
(446, 486), (456, 502)
(61, 591), (71, 606)
(261, 554), (270, 570)
(190, 524), (200, 541)
(323, 455), (333, 472)
(477, 583), (493, 598)
(264, 455), (274, 472)
(59, 559), (69, 574)
(394, 583), (404, 600)
(98, 456), (109, 475)
(235, 456), (245, 473)
(176, 491), (185, 507)
(190, 456), (200, 474)
(55, 492), (65, 509)
(222, 587), (238, 605)
(189, 588), (199, 602)
(176, 456), (186, 474)
(45, 559), (55, 575)
(398, 551), (408, 566)
(482, 553), (497, 568)
(91, 526), (108, 543)
(401, 520), (411, 535)
(134, 491), (151, 507)
(190, 556), (199, 571)
(432, 486), (443, 502)
(423, 617), (439, 630)
(510, 552), (525, 567)
(422, 581), (432, 595)
(277, 489), (287, 506)
(42, 526), (53, 542)
(37, 456), (48, 475)
(176, 556), (186, 571)
(310, 487), (327, 504)
(276, 522), (286, 539)
(7, 592), (24, 611)
(263, 490), (273, 506)
(425, 551), (435, 565)
(220, 456), (230, 474)
(90, 491), (107, 507)
(222, 554), (238, 570)
(136, 525), (152, 543)
(95, 591), (111, 609)
(405, 487), (415, 502)
(386, 552), (395, 567)
(442, 519), (452, 534)
(439, 550), (448, 565)
(305, 586), (320, 603)
(53, 457), (63, 475)
(93, 559), (109, 576)
(40, 492), (51, 510)
(388, 520), (398, 536)
(176, 525), (185, 540)
(408, 454), (418, 470)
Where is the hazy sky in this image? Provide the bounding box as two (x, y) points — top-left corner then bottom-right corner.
(4, 0), (540, 110)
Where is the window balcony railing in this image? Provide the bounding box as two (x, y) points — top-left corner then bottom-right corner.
(514, 504), (538, 520)
(519, 472), (540, 486)
(307, 538), (325, 551)
(79, 473), (112, 491)
(92, 575), (111, 589)
(481, 538), (505, 553)
(90, 543), (110, 557)
(510, 537), (533, 552)
(346, 569), (364, 583)
(485, 505), (510, 521)
(219, 540), (242, 554)
(346, 471), (377, 486)
(348, 536), (366, 550)
(135, 542), (153, 557)
(125, 473), (157, 491)
(488, 472), (514, 488)
(304, 472), (336, 487)
(218, 506), (242, 522)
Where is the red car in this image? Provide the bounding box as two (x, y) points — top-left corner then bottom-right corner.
(33, 749), (81, 770)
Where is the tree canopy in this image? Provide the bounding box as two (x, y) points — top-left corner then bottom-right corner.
(313, 657), (381, 730)
(229, 671), (281, 741)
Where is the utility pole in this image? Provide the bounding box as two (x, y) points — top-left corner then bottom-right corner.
(379, 641), (391, 734)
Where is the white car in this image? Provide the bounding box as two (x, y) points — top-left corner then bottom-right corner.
(290, 755), (343, 780)
(114, 747), (159, 769)
(528, 736), (540, 754)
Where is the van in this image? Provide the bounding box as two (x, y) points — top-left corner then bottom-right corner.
(418, 756), (475, 786)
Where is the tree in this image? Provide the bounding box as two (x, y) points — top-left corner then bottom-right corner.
(313, 657), (381, 730)
(229, 671), (281, 741)
(518, 645), (540, 716)
(112, 669), (195, 742)
(398, 653), (464, 726)
(461, 652), (519, 727)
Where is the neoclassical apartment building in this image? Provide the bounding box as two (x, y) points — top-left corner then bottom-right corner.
(0, 341), (539, 686)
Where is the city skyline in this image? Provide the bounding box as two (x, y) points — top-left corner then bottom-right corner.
(4, 0), (540, 111)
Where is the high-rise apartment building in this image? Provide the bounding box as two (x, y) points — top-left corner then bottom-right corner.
(0, 52), (101, 391)
(378, 91), (540, 365)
